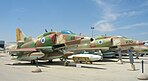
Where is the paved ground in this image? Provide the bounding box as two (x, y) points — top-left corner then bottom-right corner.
(0, 53), (148, 81)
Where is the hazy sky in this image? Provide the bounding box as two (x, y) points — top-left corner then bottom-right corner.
(0, 0), (148, 42)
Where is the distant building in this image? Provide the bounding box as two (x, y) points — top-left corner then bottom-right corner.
(0, 40), (5, 50)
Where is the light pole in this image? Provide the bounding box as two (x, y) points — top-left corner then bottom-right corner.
(91, 27), (94, 38)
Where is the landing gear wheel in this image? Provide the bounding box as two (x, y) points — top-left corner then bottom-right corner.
(31, 60), (36, 64)
(79, 61), (82, 63)
(64, 61), (69, 66)
(48, 60), (53, 63)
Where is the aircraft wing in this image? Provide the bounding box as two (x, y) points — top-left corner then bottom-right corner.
(37, 46), (52, 49)
(70, 47), (109, 51)
(8, 48), (37, 52)
(8, 44), (65, 52)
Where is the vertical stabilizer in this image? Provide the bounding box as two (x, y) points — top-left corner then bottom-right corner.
(16, 28), (26, 43)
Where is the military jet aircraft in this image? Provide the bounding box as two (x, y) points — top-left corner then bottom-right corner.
(92, 36), (143, 49)
(76, 35), (144, 57)
(9, 28), (93, 65)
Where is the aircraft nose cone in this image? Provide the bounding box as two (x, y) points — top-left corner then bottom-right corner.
(136, 40), (145, 45)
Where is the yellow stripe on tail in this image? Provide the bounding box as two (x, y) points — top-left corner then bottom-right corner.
(16, 28), (25, 42)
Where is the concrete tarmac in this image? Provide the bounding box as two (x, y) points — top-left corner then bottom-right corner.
(0, 53), (148, 81)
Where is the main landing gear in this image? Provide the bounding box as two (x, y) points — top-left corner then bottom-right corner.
(64, 60), (70, 66)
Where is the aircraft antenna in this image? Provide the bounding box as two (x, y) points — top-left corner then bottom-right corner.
(45, 29), (48, 32)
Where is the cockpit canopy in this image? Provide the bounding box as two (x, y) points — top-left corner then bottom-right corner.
(61, 30), (75, 34)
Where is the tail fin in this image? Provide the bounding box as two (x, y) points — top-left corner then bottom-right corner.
(16, 28), (26, 43)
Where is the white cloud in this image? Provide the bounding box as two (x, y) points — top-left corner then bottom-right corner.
(95, 0), (118, 21)
(95, 22), (115, 32)
(118, 22), (148, 30)
(93, 0), (116, 32)
(118, 10), (144, 18)
(140, 32), (148, 35)
(93, 0), (145, 32)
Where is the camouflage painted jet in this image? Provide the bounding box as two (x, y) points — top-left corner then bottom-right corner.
(95, 36), (143, 50)
(9, 28), (93, 65)
(76, 35), (145, 57)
